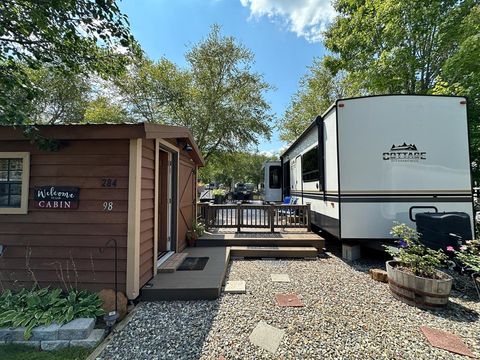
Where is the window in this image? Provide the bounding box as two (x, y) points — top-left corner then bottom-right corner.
(0, 153), (30, 214)
(302, 146), (319, 182)
(269, 165), (281, 189)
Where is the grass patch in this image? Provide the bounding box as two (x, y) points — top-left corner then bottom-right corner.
(0, 344), (90, 360)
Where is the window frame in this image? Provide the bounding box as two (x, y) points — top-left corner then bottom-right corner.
(301, 146), (319, 182)
(268, 165), (281, 189)
(0, 152), (30, 214)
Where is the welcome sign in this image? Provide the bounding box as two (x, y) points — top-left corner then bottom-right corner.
(34, 186), (80, 209)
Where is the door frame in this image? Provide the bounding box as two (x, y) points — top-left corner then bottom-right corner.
(153, 139), (179, 273)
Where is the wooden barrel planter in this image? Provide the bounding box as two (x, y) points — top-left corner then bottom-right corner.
(386, 260), (453, 310)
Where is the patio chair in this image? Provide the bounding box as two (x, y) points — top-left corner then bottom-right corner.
(278, 196), (298, 216)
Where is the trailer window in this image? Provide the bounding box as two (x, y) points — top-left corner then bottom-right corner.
(269, 166), (281, 189)
(0, 152), (30, 214)
(302, 146), (319, 182)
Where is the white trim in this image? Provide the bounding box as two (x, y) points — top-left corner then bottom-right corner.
(153, 139), (159, 275)
(126, 139), (142, 299)
(156, 251), (174, 268)
(0, 152), (30, 215)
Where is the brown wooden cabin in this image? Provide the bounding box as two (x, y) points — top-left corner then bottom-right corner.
(0, 123), (204, 299)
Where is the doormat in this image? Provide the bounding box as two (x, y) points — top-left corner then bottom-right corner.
(177, 257), (209, 271)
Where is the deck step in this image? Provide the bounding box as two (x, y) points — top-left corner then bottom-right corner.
(229, 246), (318, 258)
(157, 253), (188, 273)
(141, 247), (230, 301)
(197, 233), (325, 251)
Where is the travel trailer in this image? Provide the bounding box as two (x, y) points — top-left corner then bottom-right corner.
(279, 95), (474, 241)
(262, 160), (282, 202)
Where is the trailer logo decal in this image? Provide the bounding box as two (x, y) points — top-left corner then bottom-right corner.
(383, 143), (426, 162)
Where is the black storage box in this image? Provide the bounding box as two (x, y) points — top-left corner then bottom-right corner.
(415, 212), (472, 251)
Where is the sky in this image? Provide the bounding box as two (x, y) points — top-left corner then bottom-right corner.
(118, 0), (335, 156)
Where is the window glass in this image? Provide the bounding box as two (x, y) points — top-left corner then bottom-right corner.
(0, 158), (23, 208)
(0, 183), (8, 206)
(9, 183), (21, 195)
(0, 160), (7, 171)
(302, 147), (319, 182)
(269, 166), (281, 189)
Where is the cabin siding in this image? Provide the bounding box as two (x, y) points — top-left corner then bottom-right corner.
(139, 139), (155, 287)
(0, 140), (129, 293)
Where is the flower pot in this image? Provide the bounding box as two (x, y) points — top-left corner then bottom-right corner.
(213, 195), (224, 204)
(187, 233), (197, 247)
(386, 260), (453, 310)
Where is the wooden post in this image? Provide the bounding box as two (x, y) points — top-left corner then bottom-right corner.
(270, 204), (275, 233)
(204, 204), (210, 230)
(306, 202), (312, 232)
(236, 202), (241, 233)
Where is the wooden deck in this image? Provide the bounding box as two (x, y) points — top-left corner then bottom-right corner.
(140, 229), (325, 301)
(140, 247), (230, 301)
(197, 228), (325, 251)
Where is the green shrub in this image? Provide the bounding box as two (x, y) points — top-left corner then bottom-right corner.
(451, 239), (480, 272)
(385, 222), (448, 279)
(0, 288), (104, 340)
(212, 188), (226, 196)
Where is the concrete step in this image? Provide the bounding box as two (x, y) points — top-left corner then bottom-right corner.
(229, 246), (318, 258)
(157, 253), (188, 273)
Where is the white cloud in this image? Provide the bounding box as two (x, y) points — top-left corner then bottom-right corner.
(240, 0), (335, 43)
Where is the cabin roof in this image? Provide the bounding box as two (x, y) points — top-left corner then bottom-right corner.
(0, 123), (205, 166)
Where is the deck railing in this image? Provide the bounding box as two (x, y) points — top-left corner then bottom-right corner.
(197, 202), (311, 232)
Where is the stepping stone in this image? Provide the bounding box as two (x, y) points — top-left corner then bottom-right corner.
(249, 321), (285, 354)
(420, 326), (475, 358)
(275, 293), (304, 307)
(224, 280), (246, 294)
(271, 273), (290, 282)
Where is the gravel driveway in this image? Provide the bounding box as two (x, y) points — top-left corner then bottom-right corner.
(98, 252), (480, 359)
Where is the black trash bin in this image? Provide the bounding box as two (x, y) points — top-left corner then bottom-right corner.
(415, 212), (472, 251)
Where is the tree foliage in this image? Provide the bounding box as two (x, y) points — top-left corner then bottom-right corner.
(323, 0), (476, 94)
(27, 67), (90, 124)
(0, 0), (134, 125)
(83, 96), (130, 124)
(279, 58), (357, 142)
(200, 151), (276, 186)
(115, 25), (273, 161)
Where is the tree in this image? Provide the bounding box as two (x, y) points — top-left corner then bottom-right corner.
(115, 25), (273, 161)
(323, 0), (476, 94)
(84, 97), (131, 124)
(199, 151), (276, 187)
(27, 67), (91, 124)
(279, 58), (357, 143)
(432, 5), (480, 181)
(0, 0), (134, 125)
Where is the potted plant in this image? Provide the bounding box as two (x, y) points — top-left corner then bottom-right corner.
(449, 239), (480, 300)
(384, 222), (451, 310)
(212, 188), (226, 204)
(186, 220), (205, 247)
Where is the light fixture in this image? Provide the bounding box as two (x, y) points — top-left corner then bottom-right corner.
(177, 139), (193, 152)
